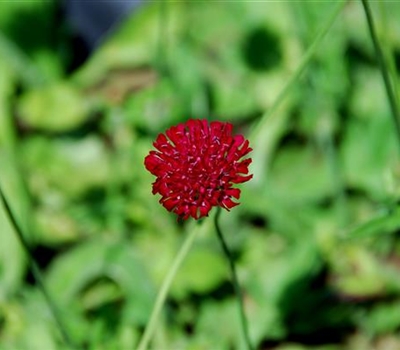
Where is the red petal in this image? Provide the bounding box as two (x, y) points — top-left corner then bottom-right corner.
(224, 188), (241, 199)
(232, 174), (253, 184)
(162, 197), (180, 211)
(221, 198), (239, 210)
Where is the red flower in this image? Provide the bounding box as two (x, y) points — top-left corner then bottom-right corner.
(144, 119), (253, 220)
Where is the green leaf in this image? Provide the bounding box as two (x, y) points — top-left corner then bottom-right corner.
(344, 207), (400, 239)
(360, 300), (400, 335)
(0, 152), (28, 298)
(46, 239), (155, 325)
(0, 57), (17, 146)
(171, 245), (227, 298)
(269, 145), (332, 203)
(22, 135), (110, 199)
(340, 114), (397, 199)
(18, 83), (91, 132)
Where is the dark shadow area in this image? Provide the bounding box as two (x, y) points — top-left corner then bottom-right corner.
(84, 277), (123, 331)
(345, 41), (376, 67)
(246, 213), (268, 229)
(394, 49), (400, 73)
(242, 26), (282, 72)
(64, 33), (91, 74)
(276, 264), (355, 345)
(25, 245), (59, 285)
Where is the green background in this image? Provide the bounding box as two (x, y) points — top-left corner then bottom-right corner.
(1, 1), (400, 349)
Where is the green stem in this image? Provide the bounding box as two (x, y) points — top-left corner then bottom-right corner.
(360, 0), (400, 149)
(250, 0), (347, 177)
(136, 223), (200, 350)
(342, 206), (400, 240)
(328, 139), (349, 227)
(214, 208), (253, 350)
(0, 186), (76, 348)
(378, 1), (400, 106)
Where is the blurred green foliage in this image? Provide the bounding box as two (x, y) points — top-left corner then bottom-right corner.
(1, 1), (400, 349)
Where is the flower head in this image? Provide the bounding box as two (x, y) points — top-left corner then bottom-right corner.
(144, 119), (253, 220)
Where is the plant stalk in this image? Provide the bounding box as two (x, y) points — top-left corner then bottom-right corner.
(136, 223), (200, 350)
(249, 0), (347, 178)
(360, 0), (400, 149)
(214, 207), (253, 350)
(0, 186), (76, 348)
